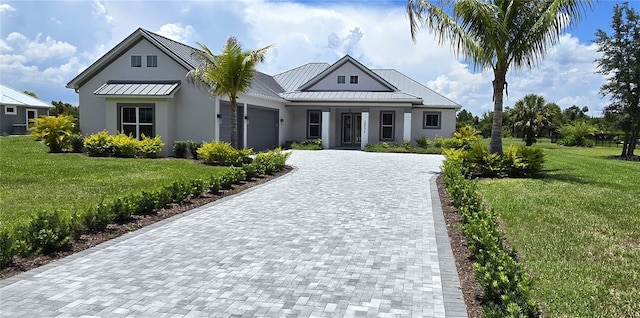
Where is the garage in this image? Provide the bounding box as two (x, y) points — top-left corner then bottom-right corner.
(247, 106), (279, 151)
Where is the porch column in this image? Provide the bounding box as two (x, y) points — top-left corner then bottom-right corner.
(214, 96), (220, 141)
(243, 103), (248, 149)
(403, 109), (412, 142)
(322, 111), (330, 149)
(360, 112), (369, 150)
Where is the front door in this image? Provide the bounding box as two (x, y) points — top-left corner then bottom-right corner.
(26, 109), (37, 130)
(341, 113), (362, 147)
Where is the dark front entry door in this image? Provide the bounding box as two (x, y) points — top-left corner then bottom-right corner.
(341, 113), (362, 147)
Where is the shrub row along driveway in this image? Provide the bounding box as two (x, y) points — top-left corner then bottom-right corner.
(0, 150), (465, 317)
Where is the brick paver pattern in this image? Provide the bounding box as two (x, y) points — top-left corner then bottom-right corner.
(0, 150), (465, 317)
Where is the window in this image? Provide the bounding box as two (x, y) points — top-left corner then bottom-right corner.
(131, 55), (142, 67)
(350, 75), (358, 84)
(380, 111), (394, 140)
(337, 75), (345, 84)
(423, 111), (441, 129)
(307, 110), (322, 139)
(147, 55), (157, 67)
(4, 105), (16, 115)
(121, 106), (154, 138)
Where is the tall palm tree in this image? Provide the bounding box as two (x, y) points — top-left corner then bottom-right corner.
(187, 37), (273, 149)
(512, 94), (551, 146)
(407, 0), (593, 154)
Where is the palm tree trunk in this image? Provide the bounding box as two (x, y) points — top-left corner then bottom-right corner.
(230, 96), (239, 149)
(490, 68), (507, 154)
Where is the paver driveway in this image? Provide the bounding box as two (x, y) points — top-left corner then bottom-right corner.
(0, 150), (465, 317)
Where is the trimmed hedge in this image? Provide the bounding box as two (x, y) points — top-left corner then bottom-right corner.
(0, 148), (290, 267)
(442, 151), (542, 317)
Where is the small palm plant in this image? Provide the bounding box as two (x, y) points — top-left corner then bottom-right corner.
(29, 115), (75, 153)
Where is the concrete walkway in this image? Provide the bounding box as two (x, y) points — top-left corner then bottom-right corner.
(0, 150), (466, 317)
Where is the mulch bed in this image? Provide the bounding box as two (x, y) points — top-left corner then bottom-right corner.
(1, 167), (483, 318)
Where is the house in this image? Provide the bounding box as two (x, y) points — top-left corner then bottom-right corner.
(67, 28), (459, 156)
(0, 84), (52, 135)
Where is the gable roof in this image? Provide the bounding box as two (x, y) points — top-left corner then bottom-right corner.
(373, 69), (459, 107)
(66, 28), (198, 90)
(298, 55), (396, 92)
(0, 84), (52, 108)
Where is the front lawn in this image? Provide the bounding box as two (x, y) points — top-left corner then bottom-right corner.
(477, 139), (640, 317)
(0, 136), (228, 226)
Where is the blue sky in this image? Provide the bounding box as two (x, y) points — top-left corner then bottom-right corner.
(1, 0), (638, 117)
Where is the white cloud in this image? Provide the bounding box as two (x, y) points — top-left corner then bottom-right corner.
(92, 0), (114, 25)
(51, 17), (62, 25)
(156, 23), (195, 43)
(0, 3), (15, 13)
(3, 32), (76, 62)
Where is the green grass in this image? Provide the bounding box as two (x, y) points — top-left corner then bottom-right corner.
(0, 136), (228, 226)
(477, 139), (640, 317)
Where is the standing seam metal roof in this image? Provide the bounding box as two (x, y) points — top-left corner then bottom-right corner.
(93, 81), (181, 96)
(0, 83), (52, 108)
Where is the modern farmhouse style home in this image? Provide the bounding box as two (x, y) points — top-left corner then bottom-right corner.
(0, 83), (52, 135)
(67, 28), (459, 155)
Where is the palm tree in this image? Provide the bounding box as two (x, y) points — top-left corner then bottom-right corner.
(187, 37), (273, 149)
(407, 0), (593, 154)
(512, 94), (551, 146)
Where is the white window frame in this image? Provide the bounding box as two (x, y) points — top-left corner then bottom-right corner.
(4, 105), (17, 115)
(380, 111), (395, 141)
(131, 55), (142, 67)
(146, 55), (157, 67)
(350, 75), (359, 84)
(307, 110), (322, 139)
(120, 105), (154, 139)
(337, 75), (345, 84)
(423, 111), (441, 129)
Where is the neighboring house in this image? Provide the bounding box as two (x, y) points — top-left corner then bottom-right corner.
(67, 28), (459, 156)
(0, 84), (53, 135)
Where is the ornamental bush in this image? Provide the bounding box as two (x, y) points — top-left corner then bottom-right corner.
(84, 131), (163, 158)
(29, 115), (76, 153)
(197, 140), (252, 166)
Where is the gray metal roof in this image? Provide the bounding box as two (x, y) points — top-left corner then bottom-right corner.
(94, 81), (181, 96)
(373, 69), (459, 107)
(141, 29), (200, 69)
(273, 63), (329, 91)
(280, 91), (421, 103)
(0, 83), (52, 108)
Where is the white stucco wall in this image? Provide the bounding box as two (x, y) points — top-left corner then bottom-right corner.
(411, 107), (457, 141)
(306, 62), (391, 92)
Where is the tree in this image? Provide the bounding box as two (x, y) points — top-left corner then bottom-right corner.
(595, 2), (640, 158)
(49, 101), (80, 133)
(23, 90), (37, 98)
(511, 94), (551, 146)
(407, 0), (593, 154)
(456, 109), (478, 130)
(187, 37), (273, 149)
(562, 105), (590, 123)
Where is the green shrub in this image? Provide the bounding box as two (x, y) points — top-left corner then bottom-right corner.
(188, 141), (202, 159)
(243, 162), (259, 180)
(84, 130), (114, 157)
(441, 152), (541, 317)
(83, 202), (114, 233)
(18, 209), (71, 255)
(173, 141), (188, 158)
(84, 131), (163, 158)
(111, 133), (139, 158)
(198, 140), (252, 165)
(415, 136), (433, 148)
(0, 224), (17, 266)
(68, 134), (84, 153)
(138, 135), (163, 158)
(29, 115), (76, 153)
(254, 148), (290, 174)
(290, 139), (323, 150)
(364, 142), (443, 154)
